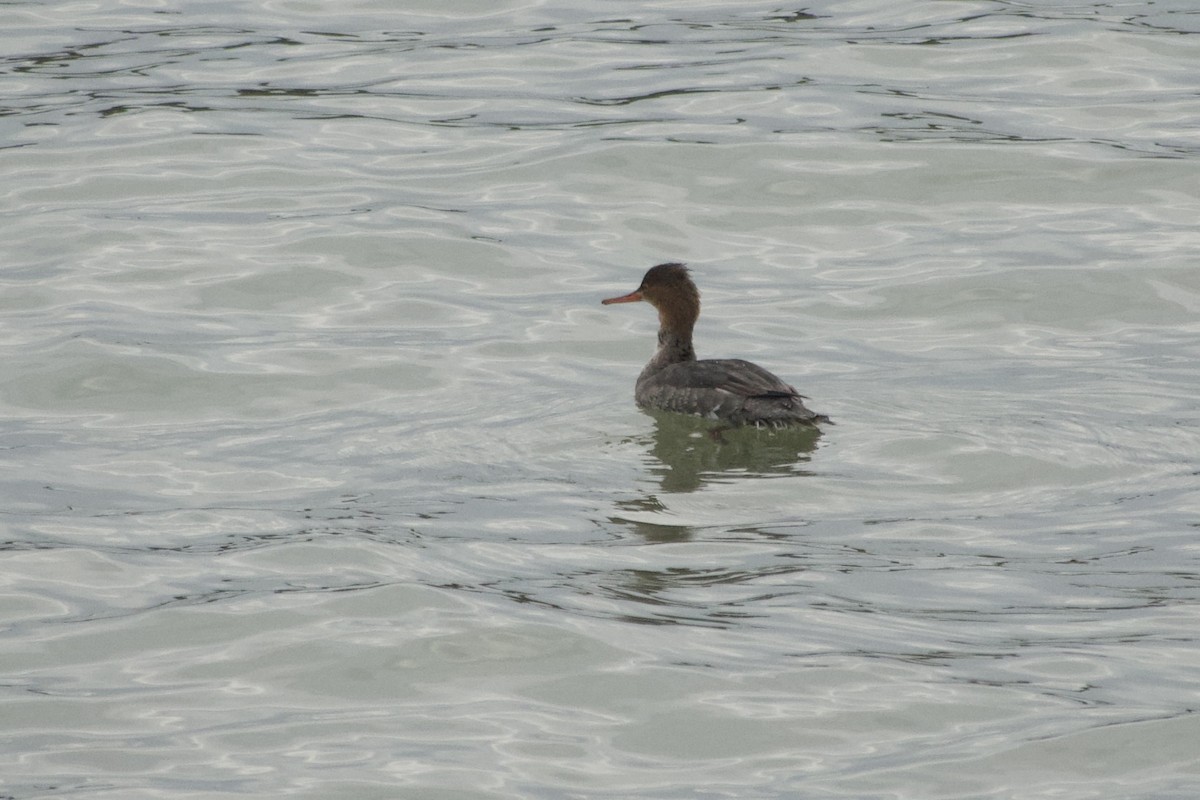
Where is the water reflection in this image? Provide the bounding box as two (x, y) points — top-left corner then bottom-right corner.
(636, 409), (821, 493)
(608, 412), (822, 541)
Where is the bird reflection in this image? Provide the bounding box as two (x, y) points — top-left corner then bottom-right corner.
(639, 409), (821, 493)
(610, 410), (822, 542)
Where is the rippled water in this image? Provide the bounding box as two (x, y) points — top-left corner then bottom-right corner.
(3, 1), (1200, 798)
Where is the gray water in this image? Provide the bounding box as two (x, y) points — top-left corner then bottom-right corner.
(2, 1), (1199, 798)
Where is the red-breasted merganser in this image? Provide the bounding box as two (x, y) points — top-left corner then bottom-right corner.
(602, 263), (828, 428)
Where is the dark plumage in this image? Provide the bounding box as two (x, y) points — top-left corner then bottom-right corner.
(602, 263), (828, 427)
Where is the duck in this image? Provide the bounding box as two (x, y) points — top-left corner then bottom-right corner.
(602, 263), (828, 428)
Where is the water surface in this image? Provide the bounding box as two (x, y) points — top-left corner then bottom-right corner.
(2, 1), (1199, 798)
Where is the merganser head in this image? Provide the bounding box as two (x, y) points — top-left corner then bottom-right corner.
(601, 263), (700, 331)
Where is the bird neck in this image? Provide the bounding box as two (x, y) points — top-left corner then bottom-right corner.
(650, 320), (696, 369)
